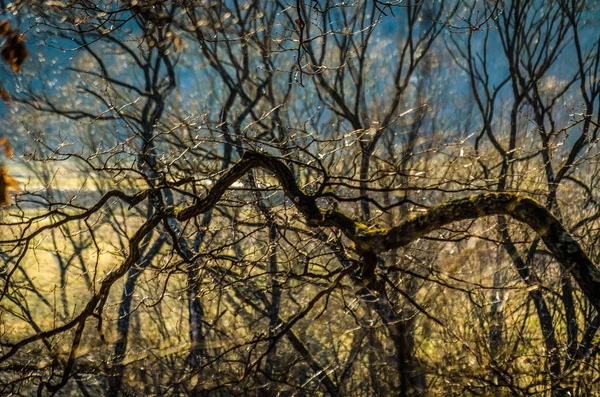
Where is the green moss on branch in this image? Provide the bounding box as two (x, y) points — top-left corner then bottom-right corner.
(167, 152), (600, 311)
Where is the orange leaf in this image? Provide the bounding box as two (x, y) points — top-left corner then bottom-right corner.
(0, 20), (11, 37)
(0, 137), (13, 157)
(0, 166), (20, 206)
(1, 33), (28, 73)
(0, 81), (11, 104)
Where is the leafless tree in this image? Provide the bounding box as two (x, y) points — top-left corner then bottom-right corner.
(1, 1), (600, 396)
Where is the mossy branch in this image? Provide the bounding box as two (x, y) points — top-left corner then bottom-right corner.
(5, 151), (600, 362)
(170, 152), (600, 310)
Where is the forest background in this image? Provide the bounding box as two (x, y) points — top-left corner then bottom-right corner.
(1, 1), (600, 396)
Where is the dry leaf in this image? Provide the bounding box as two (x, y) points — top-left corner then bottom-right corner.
(0, 137), (13, 157)
(0, 21), (10, 37)
(0, 81), (11, 104)
(0, 166), (20, 206)
(172, 34), (183, 52)
(1, 33), (28, 73)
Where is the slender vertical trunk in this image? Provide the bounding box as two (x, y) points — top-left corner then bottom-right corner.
(186, 275), (206, 366)
(186, 211), (214, 366)
(391, 321), (416, 397)
(359, 150), (372, 222)
(498, 217), (564, 394)
(371, 293), (424, 397)
(488, 257), (505, 397)
(106, 270), (139, 397)
(265, 222), (281, 381)
(107, 236), (165, 397)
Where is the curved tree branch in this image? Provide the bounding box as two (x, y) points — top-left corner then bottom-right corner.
(172, 151), (600, 311)
(5, 151), (600, 364)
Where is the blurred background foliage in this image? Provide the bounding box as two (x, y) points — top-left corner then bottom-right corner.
(1, 1), (600, 396)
